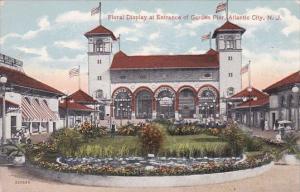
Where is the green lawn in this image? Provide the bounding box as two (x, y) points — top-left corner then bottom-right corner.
(74, 134), (228, 158)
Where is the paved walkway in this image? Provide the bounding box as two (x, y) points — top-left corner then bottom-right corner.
(0, 165), (299, 192)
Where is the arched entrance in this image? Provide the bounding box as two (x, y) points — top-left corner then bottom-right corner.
(135, 89), (153, 119)
(113, 88), (132, 119)
(198, 86), (218, 119)
(155, 86), (175, 119)
(178, 88), (196, 118)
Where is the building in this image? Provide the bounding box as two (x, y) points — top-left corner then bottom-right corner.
(0, 53), (63, 140)
(85, 21), (246, 121)
(263, 71), (300, 130)
(59, 89), (99, 128)
(229, 87), (269, 129)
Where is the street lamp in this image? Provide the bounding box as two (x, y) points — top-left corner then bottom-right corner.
(60, 93), (74, 128)
(292, 85), (299, 130)
(1, 76), (8, 145)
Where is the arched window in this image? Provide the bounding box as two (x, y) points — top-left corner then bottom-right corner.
(94, 38), (111, 53)
(198, 86), (218, 119)
(113, 88), (132, 119)
(135, 90), (153, 119)
(178, 89), (195, 118)
(155, 87), (175, 119)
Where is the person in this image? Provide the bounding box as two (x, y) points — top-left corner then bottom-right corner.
(260, 119), (265, 131)
(274, 120), (279, 130)
(264, 120), (269, 131)
(111, 121), (116, 138)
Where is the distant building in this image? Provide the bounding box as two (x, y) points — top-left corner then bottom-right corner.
(263, 71), (300, 130)
(85, 21), (246, 121)
(59, 89), (100, 127)
(0, 53), (63, 140)
(229, 87), (269, 128)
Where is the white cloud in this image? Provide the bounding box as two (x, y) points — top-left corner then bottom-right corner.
(186, 47), (206, 54)
(16, 46), (49, 60)
(125, 37), (139, 42)
(133, 44), (163, 55)
(0, 16), (50, 44)
(54, 40), (85, 50)
(55, 10), (97, 24)
(114, 26), (136, 35)
(296, 0), (300, 5)
(149, 32), (160, 40)
(242, 48), (300, 89)
(0, 0), (5, 7)
(230, 7), (300, 37)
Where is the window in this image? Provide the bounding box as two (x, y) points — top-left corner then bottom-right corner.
(227, 87), (235, 96)
(97, 76), (102, 80)
(97, 59), (101, 64)
(139, 75), (146, 79)
(228, 56), (233, 60)
(280, 96), (285, 107)
(201, 72), (213, 80)
(94, 39), (111, 53)
(120, 75), (126, 79)
(95, 89), (103, 99)
(225, 35), (236, 49)
(229, 73), (233, 77)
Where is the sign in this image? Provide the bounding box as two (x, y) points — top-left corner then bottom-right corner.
(159, 97), (173, 106)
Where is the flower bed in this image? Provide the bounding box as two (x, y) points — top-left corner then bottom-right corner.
(26, 144), (272, 176)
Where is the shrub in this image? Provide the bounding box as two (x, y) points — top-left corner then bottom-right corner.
(117, 123), (141, 136)
(221, 121), (246, 156)
(139, 124), (164, 155)
(78, 122), (107, 138)
(50, 128), (83, 157)
(245, 136), (263, 152)
(168, 124), (201, 135)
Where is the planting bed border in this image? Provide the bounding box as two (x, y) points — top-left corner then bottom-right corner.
(26, 161), (273, 187)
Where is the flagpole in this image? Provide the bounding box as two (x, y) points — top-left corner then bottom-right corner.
(226, 0), (229, 21)
(78, 65), (81, 90)
(209, 32), (212, 49)
(248, 60), (251, 88)
(118, 34), (121, 51)
(99, 2), (102, 25)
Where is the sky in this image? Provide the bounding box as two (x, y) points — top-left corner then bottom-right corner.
(0, 0), (300, 94)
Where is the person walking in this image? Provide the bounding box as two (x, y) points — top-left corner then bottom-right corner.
(264, 120), (269, 131)
(111, 121), (116, 138)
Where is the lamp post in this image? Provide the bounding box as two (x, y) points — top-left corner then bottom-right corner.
(243, 87), (257, 130)
(1, 76), (8, 145)
(60, 94), (74, 128)
(292, 85), (299, 130)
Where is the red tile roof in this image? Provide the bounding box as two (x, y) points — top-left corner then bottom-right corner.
(59, 102), (94, 112)
(84, 25), (117, 40)
(68, 89), (97, 104)
(212, 21), (246, 38)
(231, 87), (268, 99)
(0, 66), (63, 95)
(263, 71), (300, 93)
(0, 98), (19, 108)
(110, 50), (219, 70)
(235, 96), (269, 109)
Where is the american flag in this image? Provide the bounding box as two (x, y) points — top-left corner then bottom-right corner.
(216, 2), (227, 13)
(240, 64), (249, 74)
(69, 67), (80, 78)
(201, 32), (211, 41)
(91, 5), (100, 16)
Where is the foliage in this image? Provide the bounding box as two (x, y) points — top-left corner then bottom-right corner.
(139, 124), (164, 155)
(27, 145), (273, 176)
(271, 133), (300, 160)
(78, 122), (108, 138)
(221, 121), (247, 156)
(117, 123), (142, 136)
(50, 128), (84, 157)
(2, 141), (26, 157)
(168, 124), (200, 135)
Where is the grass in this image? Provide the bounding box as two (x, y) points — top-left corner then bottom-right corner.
(73, 134), (228, 158)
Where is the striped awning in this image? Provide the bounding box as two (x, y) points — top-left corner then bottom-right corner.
(21, 97), (58, 122)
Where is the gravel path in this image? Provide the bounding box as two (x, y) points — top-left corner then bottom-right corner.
(0, 165), (299, 192)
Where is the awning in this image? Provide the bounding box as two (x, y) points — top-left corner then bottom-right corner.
(21, 97), (58, 122)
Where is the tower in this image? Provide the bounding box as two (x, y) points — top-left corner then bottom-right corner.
(212, 21), (246, 117)
(84, 25), (117, 101)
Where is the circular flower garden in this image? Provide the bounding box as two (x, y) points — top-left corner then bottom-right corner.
(25, 120), (276, 176)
